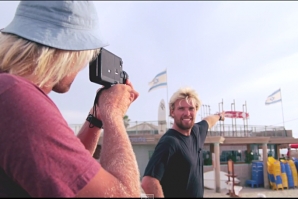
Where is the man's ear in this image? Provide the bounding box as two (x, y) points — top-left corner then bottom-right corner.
(170, 109), (174, 117)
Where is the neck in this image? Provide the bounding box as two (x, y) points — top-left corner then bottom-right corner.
(23, 74), (53, 94)
(172, 124), (191, 136)
(41, 87), (52, 94)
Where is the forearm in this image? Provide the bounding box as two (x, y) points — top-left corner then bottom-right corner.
(76, 120), (101, 155)
(100, 112), (140, 197)
(142, 178), (164, 198)
(203, 114), (221, 129)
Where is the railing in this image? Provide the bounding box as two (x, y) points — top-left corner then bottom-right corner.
(209, 124), (287, 137)
(69, 121), (288, 137)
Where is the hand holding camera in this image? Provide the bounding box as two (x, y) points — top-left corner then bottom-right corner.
(97, 81), (139, 123)
(88, 48), (138, 126)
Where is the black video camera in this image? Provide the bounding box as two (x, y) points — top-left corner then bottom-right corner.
(89, 48), (128, 87)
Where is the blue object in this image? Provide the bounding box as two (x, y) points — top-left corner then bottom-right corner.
(246, 161), (264, 188)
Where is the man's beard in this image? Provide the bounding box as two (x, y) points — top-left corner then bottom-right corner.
(175, 118), (194, 130)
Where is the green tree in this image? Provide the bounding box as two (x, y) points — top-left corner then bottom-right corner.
(123, 115), (130, 128)
(244, 150), (254, 164)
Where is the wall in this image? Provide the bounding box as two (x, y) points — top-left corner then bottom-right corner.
(204, 163), (252, 186)
(133, 145), (156, 179)
(291, 149), (298, 159)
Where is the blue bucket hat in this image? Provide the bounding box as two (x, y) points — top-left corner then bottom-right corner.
(1, 1), (108, 51)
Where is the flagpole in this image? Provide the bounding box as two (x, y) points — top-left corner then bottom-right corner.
(280, 88), (285, 128)
(166, 68), (170, 130)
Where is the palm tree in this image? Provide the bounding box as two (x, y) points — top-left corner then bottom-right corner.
(123, 115), (130, 128)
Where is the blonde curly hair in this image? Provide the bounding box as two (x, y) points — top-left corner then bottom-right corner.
(169, 87), (201, 117)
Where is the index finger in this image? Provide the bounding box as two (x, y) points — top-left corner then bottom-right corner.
(125, 79), (134, 89)
(96, 85), (105, 93)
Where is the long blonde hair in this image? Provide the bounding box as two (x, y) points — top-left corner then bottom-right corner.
(0, 33), (100, 88)
(169, 87), (202, 117)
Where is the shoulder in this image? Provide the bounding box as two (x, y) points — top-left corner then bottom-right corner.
(0, 73), (48, 97)
(0, 73), (23, 92)
(157, 129), (180, 148)
(194, 120), (209, 129)
(160, 129), (180, 142)
(0, 73), (55, 108)
(192, 120), (209, 137)
(0, 73), (64, 147)
(0, 73), (35, 86)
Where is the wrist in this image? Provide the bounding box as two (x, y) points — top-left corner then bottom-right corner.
(86, 114), (103, 129)
(100, 113), (124, 130)
(215, 113), (222, 121)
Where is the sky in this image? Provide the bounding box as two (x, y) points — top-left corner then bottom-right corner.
(1, 1), (298, 138)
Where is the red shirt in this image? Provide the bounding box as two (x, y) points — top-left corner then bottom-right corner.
(0, 73), (100, 197)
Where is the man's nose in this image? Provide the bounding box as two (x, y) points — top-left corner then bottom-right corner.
(183, 109), (191, 115)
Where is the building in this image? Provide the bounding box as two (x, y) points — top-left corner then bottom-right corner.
(78, 120), (298, 192)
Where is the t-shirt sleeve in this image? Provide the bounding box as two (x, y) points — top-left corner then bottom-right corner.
(196, 120), (209, 143)
(0, 78), (101, 197)
(143, 136), (176, 181)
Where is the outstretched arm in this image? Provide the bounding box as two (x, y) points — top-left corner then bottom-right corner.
(202, 111), (225, 129)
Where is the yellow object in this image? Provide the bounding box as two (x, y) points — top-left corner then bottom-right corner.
(281, 173), (288, 189)
(267, 157), (283, 190)
(268, 157), (276, 164)
(280, 159), (287, 163)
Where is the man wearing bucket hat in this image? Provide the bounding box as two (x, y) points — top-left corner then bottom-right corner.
(0, 1), (141, 198)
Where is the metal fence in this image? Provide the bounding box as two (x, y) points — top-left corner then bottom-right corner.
(209, 123), (287, 137)
(69, 120), (288, 137)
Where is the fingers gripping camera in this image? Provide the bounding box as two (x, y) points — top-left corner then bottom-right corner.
(88, 48), (129, 128)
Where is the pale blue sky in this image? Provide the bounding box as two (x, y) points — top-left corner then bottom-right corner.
(1, 1), (298, 138)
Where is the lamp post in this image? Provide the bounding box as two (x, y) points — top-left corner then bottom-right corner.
(208, 105), (211, 116)
(231, 99), (236, 136)
(218, 99), (224, 135)
(242, 101), (248, 136)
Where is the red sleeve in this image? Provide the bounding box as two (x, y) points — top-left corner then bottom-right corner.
(0, 74), (101, 197)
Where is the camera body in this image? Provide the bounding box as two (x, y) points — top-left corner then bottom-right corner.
(89, 48), (128, 87)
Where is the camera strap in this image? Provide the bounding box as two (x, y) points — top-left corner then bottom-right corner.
(89, 86), (110, 128)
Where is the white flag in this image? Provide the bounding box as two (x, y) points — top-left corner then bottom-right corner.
(265, 89), (282, 105)
(148, 69), (167, 92)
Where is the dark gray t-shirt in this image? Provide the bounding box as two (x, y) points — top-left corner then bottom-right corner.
(143, 120), (209, 198)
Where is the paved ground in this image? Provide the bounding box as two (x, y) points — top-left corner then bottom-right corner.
(204, 186), (298, 198)
(141, 184), (298, 198)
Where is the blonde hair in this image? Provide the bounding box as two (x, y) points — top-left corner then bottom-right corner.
(0, 33), (100, 88)
(169, 87), (202, 116)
